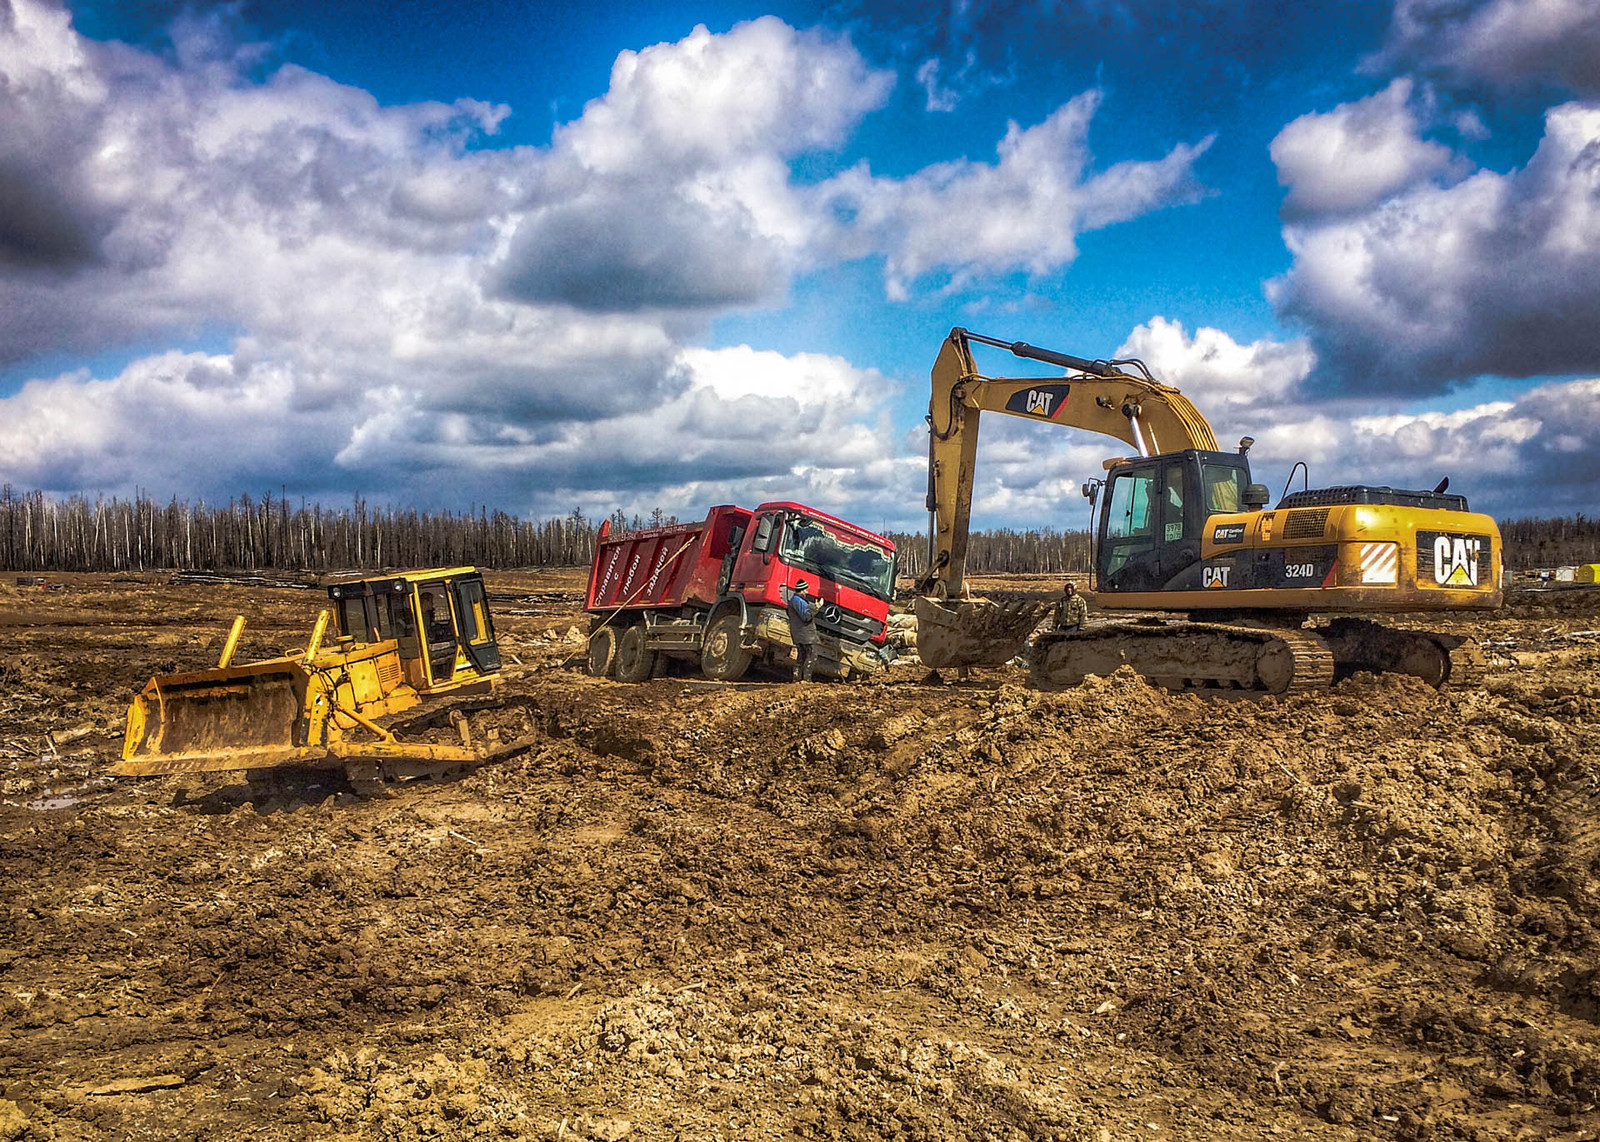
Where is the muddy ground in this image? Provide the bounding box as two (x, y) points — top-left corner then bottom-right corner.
(0, 571), (1597, 1141)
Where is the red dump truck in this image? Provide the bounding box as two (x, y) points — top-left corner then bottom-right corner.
(584, 502), (897, 682)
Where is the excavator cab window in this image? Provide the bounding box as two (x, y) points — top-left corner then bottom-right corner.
(1164, 465), (1189, 543)
(1203, 463), (1246, 514)
(1102, 467), (1158, 587)
(1100, 455), (1211, 591)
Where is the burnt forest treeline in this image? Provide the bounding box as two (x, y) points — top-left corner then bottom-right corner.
(1497, 516), (1600, 570)
(0, 487), (1593, 574)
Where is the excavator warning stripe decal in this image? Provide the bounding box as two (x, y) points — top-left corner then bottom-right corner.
(1359, 543), (1398, 585)
(1320, 561), (1339, 588)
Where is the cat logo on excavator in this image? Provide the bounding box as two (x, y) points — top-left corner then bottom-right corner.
(1433, 535), (1482, 587)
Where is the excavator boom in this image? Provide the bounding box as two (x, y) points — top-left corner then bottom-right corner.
(923, 327), (1217, 600)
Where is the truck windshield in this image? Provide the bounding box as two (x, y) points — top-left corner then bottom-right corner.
(781, 517), (896, 601)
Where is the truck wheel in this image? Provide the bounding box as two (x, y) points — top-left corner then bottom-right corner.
(701, 612), (752, 681)
(587, 626), (618, 677)
(615, 624), (657, 683)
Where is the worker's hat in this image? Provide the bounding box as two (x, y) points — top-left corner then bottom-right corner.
(794, 578), (810, 590)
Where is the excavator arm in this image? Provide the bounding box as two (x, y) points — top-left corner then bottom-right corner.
(920, 327), (1217, 600)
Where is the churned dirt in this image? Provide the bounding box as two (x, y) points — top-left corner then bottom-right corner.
(1, 570), (1598, 1141)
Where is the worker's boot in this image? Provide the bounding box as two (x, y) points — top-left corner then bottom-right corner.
(801, 657), (815, 683)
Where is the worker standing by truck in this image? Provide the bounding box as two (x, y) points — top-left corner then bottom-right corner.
(786, 579), (820, 681)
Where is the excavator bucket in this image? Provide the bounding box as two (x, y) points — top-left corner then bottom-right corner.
(914, 596), (1051, 670)
(115, 658), (321, 775)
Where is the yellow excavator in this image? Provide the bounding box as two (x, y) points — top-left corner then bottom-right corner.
(113, 567), (508, 791)
(916, 328), (1502, 693)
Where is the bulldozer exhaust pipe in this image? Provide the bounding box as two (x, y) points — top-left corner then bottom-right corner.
(303, 609), (330, 663)
(218, 616), (246, 668)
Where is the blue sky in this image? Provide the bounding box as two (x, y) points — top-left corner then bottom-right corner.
(2, 0), (1598, 529)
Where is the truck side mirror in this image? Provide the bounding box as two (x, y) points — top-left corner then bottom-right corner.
(728, 525), (745, 550)
(1244, 484), (1270, 508)
(751, 515), (775, 553)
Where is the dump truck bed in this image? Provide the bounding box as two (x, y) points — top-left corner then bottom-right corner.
(585, 505), (752, 613)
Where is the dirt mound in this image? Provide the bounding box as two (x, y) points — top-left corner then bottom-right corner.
(1, 573), (1598, 1140)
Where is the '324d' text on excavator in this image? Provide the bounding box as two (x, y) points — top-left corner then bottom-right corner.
(915, 328), (1502, 694)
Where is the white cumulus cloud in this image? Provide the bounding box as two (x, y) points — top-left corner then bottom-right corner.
(1271, 99), (1600, 393)
(0, 2), (1217, 520)
(826, 90), (1214, 299)
(1270, 79), (1463, 217)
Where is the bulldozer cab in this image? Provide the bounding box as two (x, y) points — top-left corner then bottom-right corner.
(1098, 451), (1259, 593)
(327, 568), (501, 692)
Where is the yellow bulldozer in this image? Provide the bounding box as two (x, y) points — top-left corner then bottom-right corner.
(113, 567), (507, 792)
(916, 328), (1502, 693)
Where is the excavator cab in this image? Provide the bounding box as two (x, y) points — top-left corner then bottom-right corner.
(1097, 451), (1266, 593)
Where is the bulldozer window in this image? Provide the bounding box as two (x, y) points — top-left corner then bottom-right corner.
(1203, 464), (1244, 514)
(390, 594), (420, 657)
(373, 594), (395, 641)
(338, 596), (370, 644)
(419, 586), (457, 684)
(419, 590), (454, 641)
(452, 578), (495, 646)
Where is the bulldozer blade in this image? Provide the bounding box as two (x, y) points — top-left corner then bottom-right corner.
(116, 660), (312, 776)
(914, 596), (1051, 669)
(112, 746), (331, 777)
(114, 651), (493, 777)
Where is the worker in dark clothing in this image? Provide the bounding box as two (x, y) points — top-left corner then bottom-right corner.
(1052, 581), (1088, 631)
(786, 578), (820, 682)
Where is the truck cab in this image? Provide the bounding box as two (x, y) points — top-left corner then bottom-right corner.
(730, 501), (897, 645)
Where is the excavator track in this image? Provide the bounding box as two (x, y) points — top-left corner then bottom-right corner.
(1030, 621), (1334, 695)
(1447, 639), (1486, 688)
(1271, 628), (1339, 693)
(1313, 617), (1483, 688)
